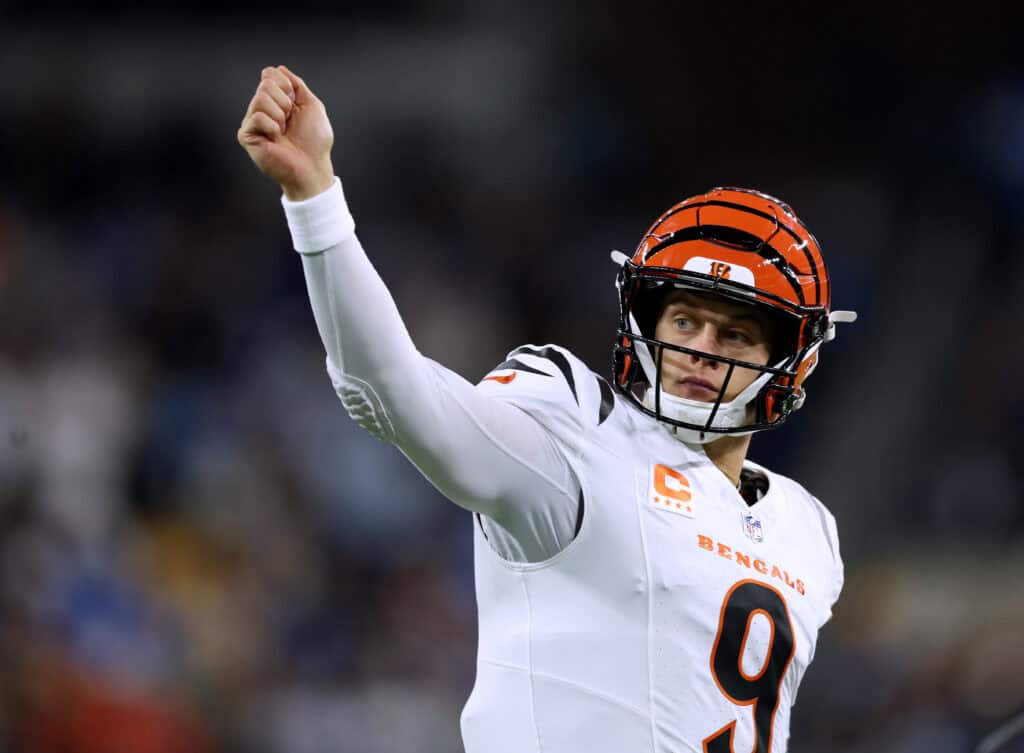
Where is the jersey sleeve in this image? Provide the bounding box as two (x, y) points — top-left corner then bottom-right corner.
(282, 181), (583, 561)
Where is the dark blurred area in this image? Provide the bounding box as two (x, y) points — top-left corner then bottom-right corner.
(1, 2), (1022, 751)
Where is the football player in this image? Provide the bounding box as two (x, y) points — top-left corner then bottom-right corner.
(238, 65), (857, 753)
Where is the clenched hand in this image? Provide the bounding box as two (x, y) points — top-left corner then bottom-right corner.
(238, 65), (335, 201)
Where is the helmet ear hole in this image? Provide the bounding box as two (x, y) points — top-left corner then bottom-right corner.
(768, 311), (801, 365)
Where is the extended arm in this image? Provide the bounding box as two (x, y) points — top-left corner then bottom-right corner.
(238, 66), (581, 561)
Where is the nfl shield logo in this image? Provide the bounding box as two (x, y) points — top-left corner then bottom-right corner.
(743, 514), (764, 543)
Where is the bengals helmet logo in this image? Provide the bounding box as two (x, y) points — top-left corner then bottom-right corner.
(709, 261), (732, 279)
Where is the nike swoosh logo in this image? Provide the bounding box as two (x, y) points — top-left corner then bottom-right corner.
(483, 372), (517, 384)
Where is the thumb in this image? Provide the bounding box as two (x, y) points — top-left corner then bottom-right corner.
(278, 65), (316, 107)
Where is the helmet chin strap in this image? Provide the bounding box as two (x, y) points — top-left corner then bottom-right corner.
(629, 312), (778, 445)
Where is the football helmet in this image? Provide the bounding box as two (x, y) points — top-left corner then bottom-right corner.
(612, 187), (856, 444)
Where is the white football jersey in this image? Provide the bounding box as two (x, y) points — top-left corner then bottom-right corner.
(462, 345), (843, 753)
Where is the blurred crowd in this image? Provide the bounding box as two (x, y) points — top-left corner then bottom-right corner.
(2, 2), (1023, 752)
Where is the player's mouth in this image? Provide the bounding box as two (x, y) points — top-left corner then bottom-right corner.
(675, 376), (720, 401)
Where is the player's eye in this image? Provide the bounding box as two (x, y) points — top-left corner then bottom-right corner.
(673, 317), (693, 330)
(724, 329), (753, 345)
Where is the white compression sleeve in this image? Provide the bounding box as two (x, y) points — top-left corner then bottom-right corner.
(282, 180), (581, 562)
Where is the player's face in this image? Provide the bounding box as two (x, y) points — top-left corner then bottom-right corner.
(653, 291), (773, 403)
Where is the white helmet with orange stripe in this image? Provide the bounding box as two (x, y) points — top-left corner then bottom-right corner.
(611, 187), (856, 444)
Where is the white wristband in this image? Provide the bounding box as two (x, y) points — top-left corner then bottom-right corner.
(281, 177), (356, 254)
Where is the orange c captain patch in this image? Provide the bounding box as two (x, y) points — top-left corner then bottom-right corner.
(650, 463), (694, 517)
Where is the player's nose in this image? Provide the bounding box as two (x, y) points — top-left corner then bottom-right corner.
(687, 325), (721, 367)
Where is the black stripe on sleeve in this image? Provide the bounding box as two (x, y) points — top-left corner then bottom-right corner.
(491, 358), (553, 378)
(596, 375), (614, 425)
(574, 489), (585, 538)
(511, 346), (578, 406)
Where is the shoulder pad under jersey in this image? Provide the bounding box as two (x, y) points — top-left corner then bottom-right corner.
(477, 344), (617, 442)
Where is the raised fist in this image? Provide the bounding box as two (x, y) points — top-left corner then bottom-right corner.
(238, 65), (335, 201)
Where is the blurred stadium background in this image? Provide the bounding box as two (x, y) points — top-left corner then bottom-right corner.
(1, 1), (1022, 751)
